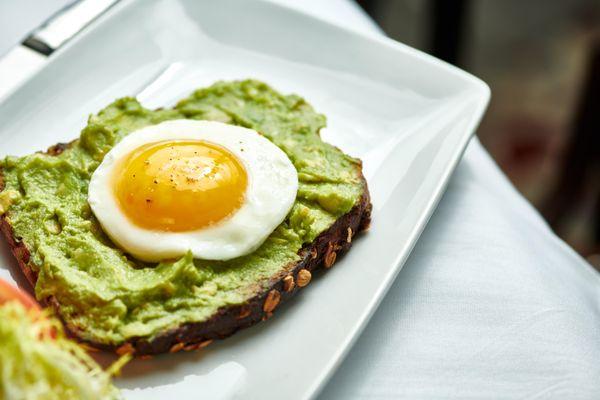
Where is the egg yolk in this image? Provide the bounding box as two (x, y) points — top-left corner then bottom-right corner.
(114, 140), (247, 232)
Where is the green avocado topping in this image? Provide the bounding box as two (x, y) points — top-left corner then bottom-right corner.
(0, 80), (363, 345)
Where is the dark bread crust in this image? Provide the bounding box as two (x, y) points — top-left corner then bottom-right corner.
(0, 141), (371, 356)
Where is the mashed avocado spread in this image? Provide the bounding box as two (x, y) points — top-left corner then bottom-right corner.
(0, 80), (363, 345)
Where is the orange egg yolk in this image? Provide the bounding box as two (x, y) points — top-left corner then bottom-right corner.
(114, 140), (247, 232)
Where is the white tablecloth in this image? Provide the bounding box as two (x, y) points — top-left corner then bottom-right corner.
(2, 1), (599, 399)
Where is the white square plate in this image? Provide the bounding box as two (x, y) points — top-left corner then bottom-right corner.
(0, 0), (489, 398)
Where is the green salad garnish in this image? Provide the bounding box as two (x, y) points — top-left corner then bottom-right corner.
(0, 301), (128, 400)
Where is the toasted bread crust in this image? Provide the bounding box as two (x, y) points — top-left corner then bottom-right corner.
(0, 141), (371, 355)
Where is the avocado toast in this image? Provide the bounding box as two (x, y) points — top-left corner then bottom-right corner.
(0, 80), (371, 355)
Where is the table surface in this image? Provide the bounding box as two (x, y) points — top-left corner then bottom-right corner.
(1, 1), (599, 399)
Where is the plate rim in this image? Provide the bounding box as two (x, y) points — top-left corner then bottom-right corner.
(1, 0), (490, 105)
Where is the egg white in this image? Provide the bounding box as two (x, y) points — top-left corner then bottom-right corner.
(88, 120), (298, 262)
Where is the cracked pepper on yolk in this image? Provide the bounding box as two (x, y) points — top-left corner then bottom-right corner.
(114, 140), (247, 232)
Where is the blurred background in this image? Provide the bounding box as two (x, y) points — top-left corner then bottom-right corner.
(357, 0), (600, 267)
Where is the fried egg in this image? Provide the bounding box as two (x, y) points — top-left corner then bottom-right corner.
(88, 120), (298, 262)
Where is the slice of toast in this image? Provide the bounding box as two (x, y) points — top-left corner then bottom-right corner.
(0, 81), (371, 356)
